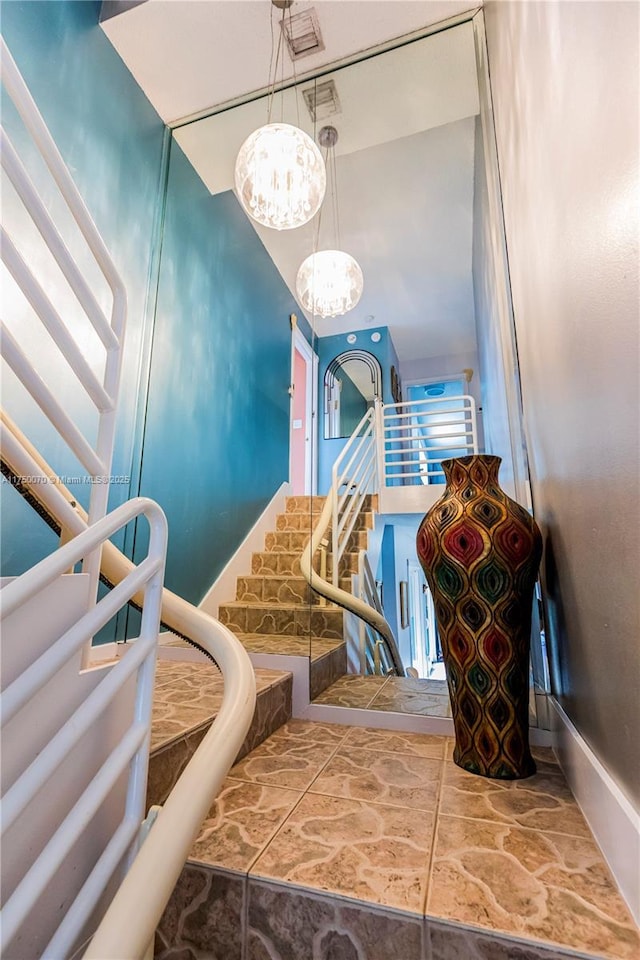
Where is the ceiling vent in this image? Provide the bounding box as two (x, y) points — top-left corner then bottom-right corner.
(302, 79), (341, 122)
(281, 7), (325, 60)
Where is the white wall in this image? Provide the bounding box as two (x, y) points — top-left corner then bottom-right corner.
(471, 116), (516, 492)
(484, 0), (640, 806)
(400, 349), (485, 451)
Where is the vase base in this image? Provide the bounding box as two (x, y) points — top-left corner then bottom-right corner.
(453, 752), (537, 781)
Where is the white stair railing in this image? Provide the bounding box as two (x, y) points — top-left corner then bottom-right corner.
(380, 394), (478, 487)
(356, 550), (398, 676)
(0, 498), (167, 960)
(300, 403), (405, 677)
(1, 36), (126, 659)
(330, 405), (378, 588)
(301, 394), (479, 677)
(0, 39), (258, 960)
(1, 414), (258, 960)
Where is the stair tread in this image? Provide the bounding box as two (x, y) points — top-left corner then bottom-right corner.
(150, 659), (292, 754)
(231, 633), (345, 662)
(161, 723), (624, 960)
(221, 599), (343, 611)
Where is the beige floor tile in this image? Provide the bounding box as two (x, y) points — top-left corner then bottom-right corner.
(267, 719), (352, 745)
(369, 686), (452, 717)
(252, 792), (435, 914)
(313, 674), (388, 707)
(343, 726), (447, 760)
(229, 736), (339, 791)
(428, 815), (640, 959)
(188, 778), (302, 872)
(150, 702), (211, 749)
(309, 746), (442, 811)
(440, 764), (591, 837)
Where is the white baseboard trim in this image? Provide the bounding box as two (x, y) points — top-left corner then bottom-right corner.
(302, 702), (455, 736)
(199, 481), (292, 618)
(550, 696), (640, 925)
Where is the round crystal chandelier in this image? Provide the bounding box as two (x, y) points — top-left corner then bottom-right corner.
(235, 122), (326, 231)
(296, 249), (364, 318)
(295, 125), (364, 318)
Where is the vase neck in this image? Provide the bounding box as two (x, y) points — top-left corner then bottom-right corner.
(442, 455), (502, 492)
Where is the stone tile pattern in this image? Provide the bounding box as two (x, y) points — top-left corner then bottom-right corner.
(315, 673), (453, 717)
(147, 662), (292, 808)
(156, 724), (638, 960)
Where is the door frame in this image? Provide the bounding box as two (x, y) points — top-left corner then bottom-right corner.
(290, 320), (318, 496)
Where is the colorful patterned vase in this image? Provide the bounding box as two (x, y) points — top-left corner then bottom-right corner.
(416, 455), (542, 779)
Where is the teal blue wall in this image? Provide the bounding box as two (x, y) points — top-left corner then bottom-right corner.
(317, 327), (399, 493)
(1, 1), (308, 625)
(1, 1), (165, 584)
(134, 144), (300, 601)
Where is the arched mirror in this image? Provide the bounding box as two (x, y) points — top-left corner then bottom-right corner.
(324, 351), (382, 439)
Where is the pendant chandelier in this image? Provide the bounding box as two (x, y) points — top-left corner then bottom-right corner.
(234, 2), (326, 231)
(295, 125), (364, 318)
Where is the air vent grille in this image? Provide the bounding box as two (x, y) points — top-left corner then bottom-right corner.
(303, 79), (341, 122)
(281, 8), (325, 60)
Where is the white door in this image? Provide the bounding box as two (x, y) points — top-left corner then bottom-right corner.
(408, 561), (429, 677)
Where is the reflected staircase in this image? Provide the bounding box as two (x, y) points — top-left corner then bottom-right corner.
(218, 494), (380, 699)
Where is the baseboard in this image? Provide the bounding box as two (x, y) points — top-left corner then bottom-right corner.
(199, 481), (292, 618)
(550, 696), (640, 925)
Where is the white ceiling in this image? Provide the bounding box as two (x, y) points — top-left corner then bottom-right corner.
(102, 1), (481, 365)
(101, 0), (478, 123)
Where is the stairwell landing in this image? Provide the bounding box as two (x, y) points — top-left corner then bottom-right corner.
(144, 496), (639, 960)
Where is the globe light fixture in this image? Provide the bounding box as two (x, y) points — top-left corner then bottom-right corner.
(296, 249), (364, 318)
(233, 1), (326, 231)
(295, 125), (364, 318)
(234, 123), (326, 231)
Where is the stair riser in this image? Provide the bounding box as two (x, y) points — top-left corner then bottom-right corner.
(251, 552), (359, 577)
(219, 605), (344, 640)
(265, 529), (368, 553)
(309, 644), (348, 699)
(146, 673), (292, 809)
(275, 511), (373, 533)
(284, 496), (326, 514)
(285, 494), (377, 514)
(236, 576), (352, 605)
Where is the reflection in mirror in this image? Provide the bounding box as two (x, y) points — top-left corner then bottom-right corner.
(324, 351), (382, 439)
(162, 12), (547, 730)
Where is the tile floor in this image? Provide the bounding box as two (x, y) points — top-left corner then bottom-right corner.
(167, 720), (638, 960)
(151, 659), (290, 751)
(313, 673), (453, 717)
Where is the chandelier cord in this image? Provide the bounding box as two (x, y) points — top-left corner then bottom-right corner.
(267, 5), (285, 124)
(331, 143), (341, 251)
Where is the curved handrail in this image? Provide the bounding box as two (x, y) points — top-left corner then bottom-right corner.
(299, 490), (405, 677)
(0, 412), (257, 959)
(84, 596), (256, 960)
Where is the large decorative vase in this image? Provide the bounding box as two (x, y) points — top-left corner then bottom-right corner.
(416, 455), (542, 779)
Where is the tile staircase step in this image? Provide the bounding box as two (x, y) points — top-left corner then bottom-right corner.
(219, 601), (344, 640)
(275, 510), (374, 532)
(313, 674), (453, 717)
(251, 549), (359, 577)
(236, 574), (353, 605)
(265, 528), (369, 553)
(156, 723), (638, 960)
(147, 659), (293, 809)
(285, 495), (326, 514)
(229, 633), (347, 699)
(230, 632), (341, 660)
